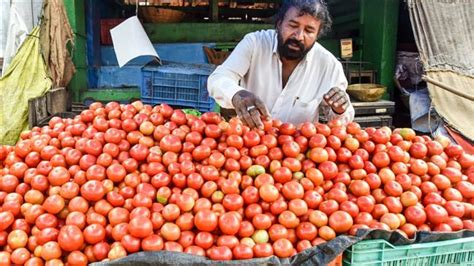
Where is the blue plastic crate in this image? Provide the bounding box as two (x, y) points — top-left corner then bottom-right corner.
(141, 62), (216, 112)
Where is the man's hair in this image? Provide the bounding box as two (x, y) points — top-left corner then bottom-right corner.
(275, 0), (332, 38)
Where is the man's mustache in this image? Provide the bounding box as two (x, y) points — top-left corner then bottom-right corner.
(285, 39), (304, 50)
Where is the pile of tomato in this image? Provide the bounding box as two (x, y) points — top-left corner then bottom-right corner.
(0, 101), (473, 265)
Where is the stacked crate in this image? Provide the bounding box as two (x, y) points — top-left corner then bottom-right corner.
(351, 100), (395, 128)
(141, 62), (217, 113)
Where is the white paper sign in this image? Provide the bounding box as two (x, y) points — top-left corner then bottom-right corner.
(111, 16), (160, 67)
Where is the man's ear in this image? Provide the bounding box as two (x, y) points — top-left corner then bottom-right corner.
(275, 19), (282, 32)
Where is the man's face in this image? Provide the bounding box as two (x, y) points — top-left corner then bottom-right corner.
(277, 7), (321, 60)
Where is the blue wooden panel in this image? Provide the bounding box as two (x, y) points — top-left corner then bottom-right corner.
(96, 66), (143, 88)
(101, 43), (217, 66)
(86, 0), (101, 88)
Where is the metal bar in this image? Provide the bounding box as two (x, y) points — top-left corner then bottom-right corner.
(423, 75), (474, 101)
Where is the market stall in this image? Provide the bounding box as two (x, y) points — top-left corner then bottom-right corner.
(1, 0), (474, 265)
(64, 0), (399, 129)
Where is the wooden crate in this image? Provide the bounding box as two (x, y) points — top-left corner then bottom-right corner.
(28, 94), (48, 129)
(28, 87), (69, 128)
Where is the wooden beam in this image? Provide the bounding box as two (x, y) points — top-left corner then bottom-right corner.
(210, 0), (218, 22)
(143, 23), (273, 42)
(423, 75), (474, 101)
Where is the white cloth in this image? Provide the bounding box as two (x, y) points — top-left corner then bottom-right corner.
(409, 88), (441, 133)
(2, 0), (43, 75)
(207, 29), (354, 125)
(0, 1), (11, 59)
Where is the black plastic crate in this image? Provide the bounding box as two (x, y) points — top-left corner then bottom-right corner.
(353, 115), (392, 128)
(141, 62), (216, 112)
(352, 100), (395, 116)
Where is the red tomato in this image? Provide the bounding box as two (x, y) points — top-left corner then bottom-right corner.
(253, 243), (273, 258)
(425, 204), (448, 225)
(219, 211), (241, 235)
(329, 211), (353, 233)
(58, 225), (84, 252)
(273, 239), (294, 258)
(233, 243), (254, 259)
(208, 246), (232, 260)
(194, 210), (218, 232)
(404, 206), (427, 226)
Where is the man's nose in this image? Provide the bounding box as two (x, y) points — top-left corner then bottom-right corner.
(293, 29), (304, 41)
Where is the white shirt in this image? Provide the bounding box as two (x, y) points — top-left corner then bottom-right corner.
(207, 29), (355, 125)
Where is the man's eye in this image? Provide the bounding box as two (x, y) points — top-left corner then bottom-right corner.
(289, 24), (298, 28)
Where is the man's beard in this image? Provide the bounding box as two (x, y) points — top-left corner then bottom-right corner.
(277, 33), (314, 60)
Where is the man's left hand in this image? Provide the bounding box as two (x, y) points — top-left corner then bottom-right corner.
(323, 87), (349, 115)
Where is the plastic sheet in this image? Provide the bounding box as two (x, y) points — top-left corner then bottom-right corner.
(93, 229), (474, 266)
(0, 26), (52, 144)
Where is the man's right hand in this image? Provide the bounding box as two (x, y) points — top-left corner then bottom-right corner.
(232, 90), (270, 129)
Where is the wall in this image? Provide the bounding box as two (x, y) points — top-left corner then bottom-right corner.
(65, 0), (400, 103)
(360, 0), (400, 99)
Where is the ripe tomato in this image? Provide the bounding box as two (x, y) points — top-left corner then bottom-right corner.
(295, 222), (318, 241)
(194, 210), (217, 232)
(259, 184), (279, 203)
(328, 211), (353, 233)
(58, 225), (84, 252)
(217, 235), (240, 249)
(349, 180), (370, 197)
(80, 180), (105, 202)
(273, 238), (294, 258)
(83, 224), (107, 245)
(194, 232), (214, 249)
(252, 214), (272, 230)
(282, 141), (301, 158)
(319, 200), (339, 216)
(0, 211), (14, 231)
(288, 199), (308, 217)
(208, 246), (232, 260)
(41, 241), (62, 261)
(179, 231), (195, 248)
(233, 243), (254, 259)
(222, 194), (244, 211)
(219, 212), (241, 235)
(425, 204), (448, 225)
(319, 161), (338, 180)
(282, 181), (304, 200)
(278, 211), (300, 229)
(340, 201), (359, 218)
(160, 223), (181, 241)
(185, 245), (206, 256)
(404, 205), (427, 226)
(253, 243), (273, 258)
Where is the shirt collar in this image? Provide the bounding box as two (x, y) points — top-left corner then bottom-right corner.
(272, 30), (316, 64)
(272, 31), (279, 54)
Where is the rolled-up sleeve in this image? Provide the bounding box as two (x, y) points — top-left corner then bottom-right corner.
(207, 33), (256, 109)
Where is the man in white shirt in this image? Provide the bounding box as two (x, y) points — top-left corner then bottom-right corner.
(207, 0), (354, 128)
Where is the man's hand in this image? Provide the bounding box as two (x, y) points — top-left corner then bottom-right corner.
(232, 90), (270, 129)
(323, 87), (350, 115)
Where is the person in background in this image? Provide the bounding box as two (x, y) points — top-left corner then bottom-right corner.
(393, 51), (440, 133)
(207, 0), (354, 129)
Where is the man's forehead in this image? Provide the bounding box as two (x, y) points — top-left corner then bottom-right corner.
(284, 7), (321, 26)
